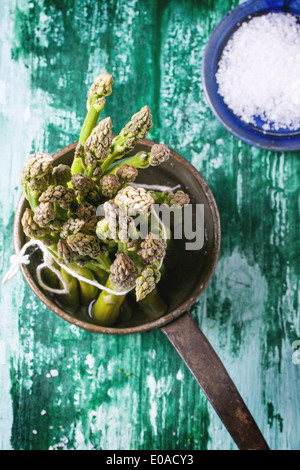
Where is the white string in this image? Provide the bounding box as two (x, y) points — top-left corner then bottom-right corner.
(36, 247), (70, 295)
(2, 239), (70, 294)
(2, 240), (40, 285)
(131, 182), (181, 192)
(2, 210), (168, 296)
(2, 239), (135, 296)
(56, 261), (135, 296)
(2, 253), (31, 284)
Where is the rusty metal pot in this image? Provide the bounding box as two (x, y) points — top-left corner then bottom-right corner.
(13, 140), (269, 450)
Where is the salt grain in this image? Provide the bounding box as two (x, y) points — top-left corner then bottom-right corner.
(216, 13), (300, 131)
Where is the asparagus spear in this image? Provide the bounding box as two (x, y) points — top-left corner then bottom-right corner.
(96, 202), (139, 246)
(22, 206), (98, 306)
(58, 267), (80, 310)
(104, 143), (170, 176)
(114, 185), (155, 216)
(91, 252), (137, 326)
(138, 287), (168, 321)
(115, 164), (138, 183)
(100, 105), (153, 173)
(38, 185), (77, 222)
(151, 189), (190, 207)
(71, 73), (113, 175)
(22, 207), (59, 247)
(84, 117), (112, 171)
(135, 266), (161, 301)
(100, 174), (121, 199)
(71, 173), (96, 198)
(95, 187), (156, 250)
(95, 197), (168, 320)
(21, 153), (55, 208)
(81, 73), (113, 144)
(137, 232), (167, 266)
(66, 263), (98, 306)
(134, 259), (168, 321)
(51, 164), (72, 185)
(66, 232), (111, 272)
(22, 153), (75, 210)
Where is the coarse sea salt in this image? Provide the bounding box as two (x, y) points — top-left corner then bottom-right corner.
(216, 13), (300, 131)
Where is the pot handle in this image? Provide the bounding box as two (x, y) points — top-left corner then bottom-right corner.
(160, 311), (270, 451)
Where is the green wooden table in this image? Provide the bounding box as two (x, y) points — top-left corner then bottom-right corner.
(0, 0), (299, 450)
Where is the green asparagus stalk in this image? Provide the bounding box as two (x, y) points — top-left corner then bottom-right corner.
(78, 96), (104, 149)
(66, 262), (98, 306)
(137, 232), (167, 266)
(57, 239), (105, 305)
(42, 266), (60, 290)
(117, 297), (133, 323)
(66, 232), (111, 272)
(84, 117), (112, 172)
(92, 283), (126, 326)
(100, 105), (153, 173)
(59, 267), (80, 310)
(91, 252), (137, 326)
(71, 73), (113, 175)
(71, 173), (96, 200)
(21, 152), (74, 211)
(138, 287), (167, 321)
(150, 189), (190, 207)
(133, 236), (168, 318)
(113, 164), (138, 184)
(100, 174), (121, 199)
(135, 266), (161, 301)
(87, 263), (109, 285)
(58, 220), (112, 275)
(114, 185), (155, 216)
(104, 143), (170, 176)
(21, 153), (55, 209)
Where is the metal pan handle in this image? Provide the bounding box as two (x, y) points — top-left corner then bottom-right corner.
(160, 311), (270, 450)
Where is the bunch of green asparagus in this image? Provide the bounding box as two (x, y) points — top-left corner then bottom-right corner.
(21, 73), (190, 326)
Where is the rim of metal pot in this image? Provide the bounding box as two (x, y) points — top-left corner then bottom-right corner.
(13, 139), (221, 335)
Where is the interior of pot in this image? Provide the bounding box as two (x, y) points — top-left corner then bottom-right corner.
(14, 140), (221, 334)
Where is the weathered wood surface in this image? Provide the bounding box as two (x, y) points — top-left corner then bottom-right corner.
(0, 0), (299, 450)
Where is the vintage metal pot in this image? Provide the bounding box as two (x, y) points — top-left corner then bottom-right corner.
(13, 140), (269, 450)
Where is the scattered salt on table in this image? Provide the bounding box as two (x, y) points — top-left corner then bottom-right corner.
(216, 13), (300, 131)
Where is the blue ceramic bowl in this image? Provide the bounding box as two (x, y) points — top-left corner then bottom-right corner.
(202, 0), (300, 151)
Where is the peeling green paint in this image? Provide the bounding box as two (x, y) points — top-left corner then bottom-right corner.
(267, 403), (284, 434)
(0, 0), (299, 451)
